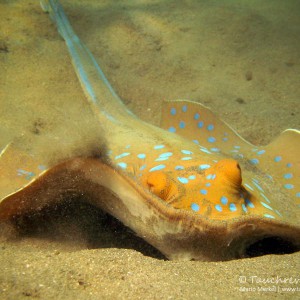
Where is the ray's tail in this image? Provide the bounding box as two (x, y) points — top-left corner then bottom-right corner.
(40, 0), (135, 122)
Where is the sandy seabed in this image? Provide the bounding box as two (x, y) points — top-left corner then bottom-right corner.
(0, 0), (300, 299)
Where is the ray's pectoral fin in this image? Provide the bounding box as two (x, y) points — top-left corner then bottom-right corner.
(160, 100), (300, 208)
(0, 149), (101, 220)
(263, 129), (300, 205)
(0, 141), (96, 219)
(0, 142), (64, 219)
(0, 143), (49, 204)
(160, 99), (252, 153)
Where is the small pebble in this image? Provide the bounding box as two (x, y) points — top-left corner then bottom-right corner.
(245, 71), (253, 81)
(285, 61), (294, 67)
(236, 98), (246, 104)
(54, 250), (60, 255)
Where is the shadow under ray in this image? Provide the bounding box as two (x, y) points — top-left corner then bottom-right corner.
(7, 196), (166, 260)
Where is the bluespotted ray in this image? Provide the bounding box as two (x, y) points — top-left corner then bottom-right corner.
(0, 0), (299, 261)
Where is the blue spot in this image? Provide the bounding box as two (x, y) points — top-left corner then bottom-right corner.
(181, 157), (192, 160)
(211, 174), (216, 180)
(137, 153), (146, 159)
(200, 148), (211, 154)
(261, 202), (273, 210)
(191, 203), (200, 212)
(234, 146), (241, 149)
(181, 150), (193, 155)
(221, 196), (228, 205)
(177, 177), (189, 184)
(197, 121), (204, 128)
(296, 192), (300, 198)
(179, 121), (185, 129)
(200, 189), (207, 195)
(215, 204), (222, 212)
(264, 214), (275, 219)
(199, 164), (211, 170)
(207, 124), (214, 131)
(19, 170), (33, 177)
(274, 156), (282, 162)
(105, 113), (116, 122)
(117, 162), (127, 169)
(182, 105), (187, 112)
(244, 183), (254, 191)
(140, 165), (146, 170)
(252, 181), (264, 192)
(175, 165), (184, 170)
(229, 203), (237, 212)
(210, 148), (220, 152)
(159, 152), (173, 158)
(284, 184), (294, 189)
(154, 145), (165, 150)
(170, 108), (176, 115)
(168, 127), (176, 133)
(194, 113), (200, 120)
(189, 175), (196, 180)
(115, 152), (130, 160)
(257, 150), (265, 155)
(250, 158), (259, 165)
(222, 137), (228, 142)
(155, 157), (169, 161)
(206, 174), (213, 180)
(286, 163), (292, 168)
(149, 165), (166, 172)
(38, 165), (47, 171)
(242, 203), (247, 213)
(193, 140), (199, 144)
(284, 173), (293, 179)
(245, 198), (255, 208)
(261, 193), (271, 203)
(208, 137), (216, 143)
(25, 172), (34, 180)
(205, 182), (211, 187)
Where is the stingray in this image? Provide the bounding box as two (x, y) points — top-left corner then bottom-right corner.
(0, 0), (299, 261)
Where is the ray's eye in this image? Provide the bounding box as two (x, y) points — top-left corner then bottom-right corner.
(146, 171), (179, 203)
(211, 159), (242, 188)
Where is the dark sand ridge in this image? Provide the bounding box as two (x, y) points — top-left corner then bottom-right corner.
(0, 0), (299, 299)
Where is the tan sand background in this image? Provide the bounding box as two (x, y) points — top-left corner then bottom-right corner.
(0, 0), (299, 299)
